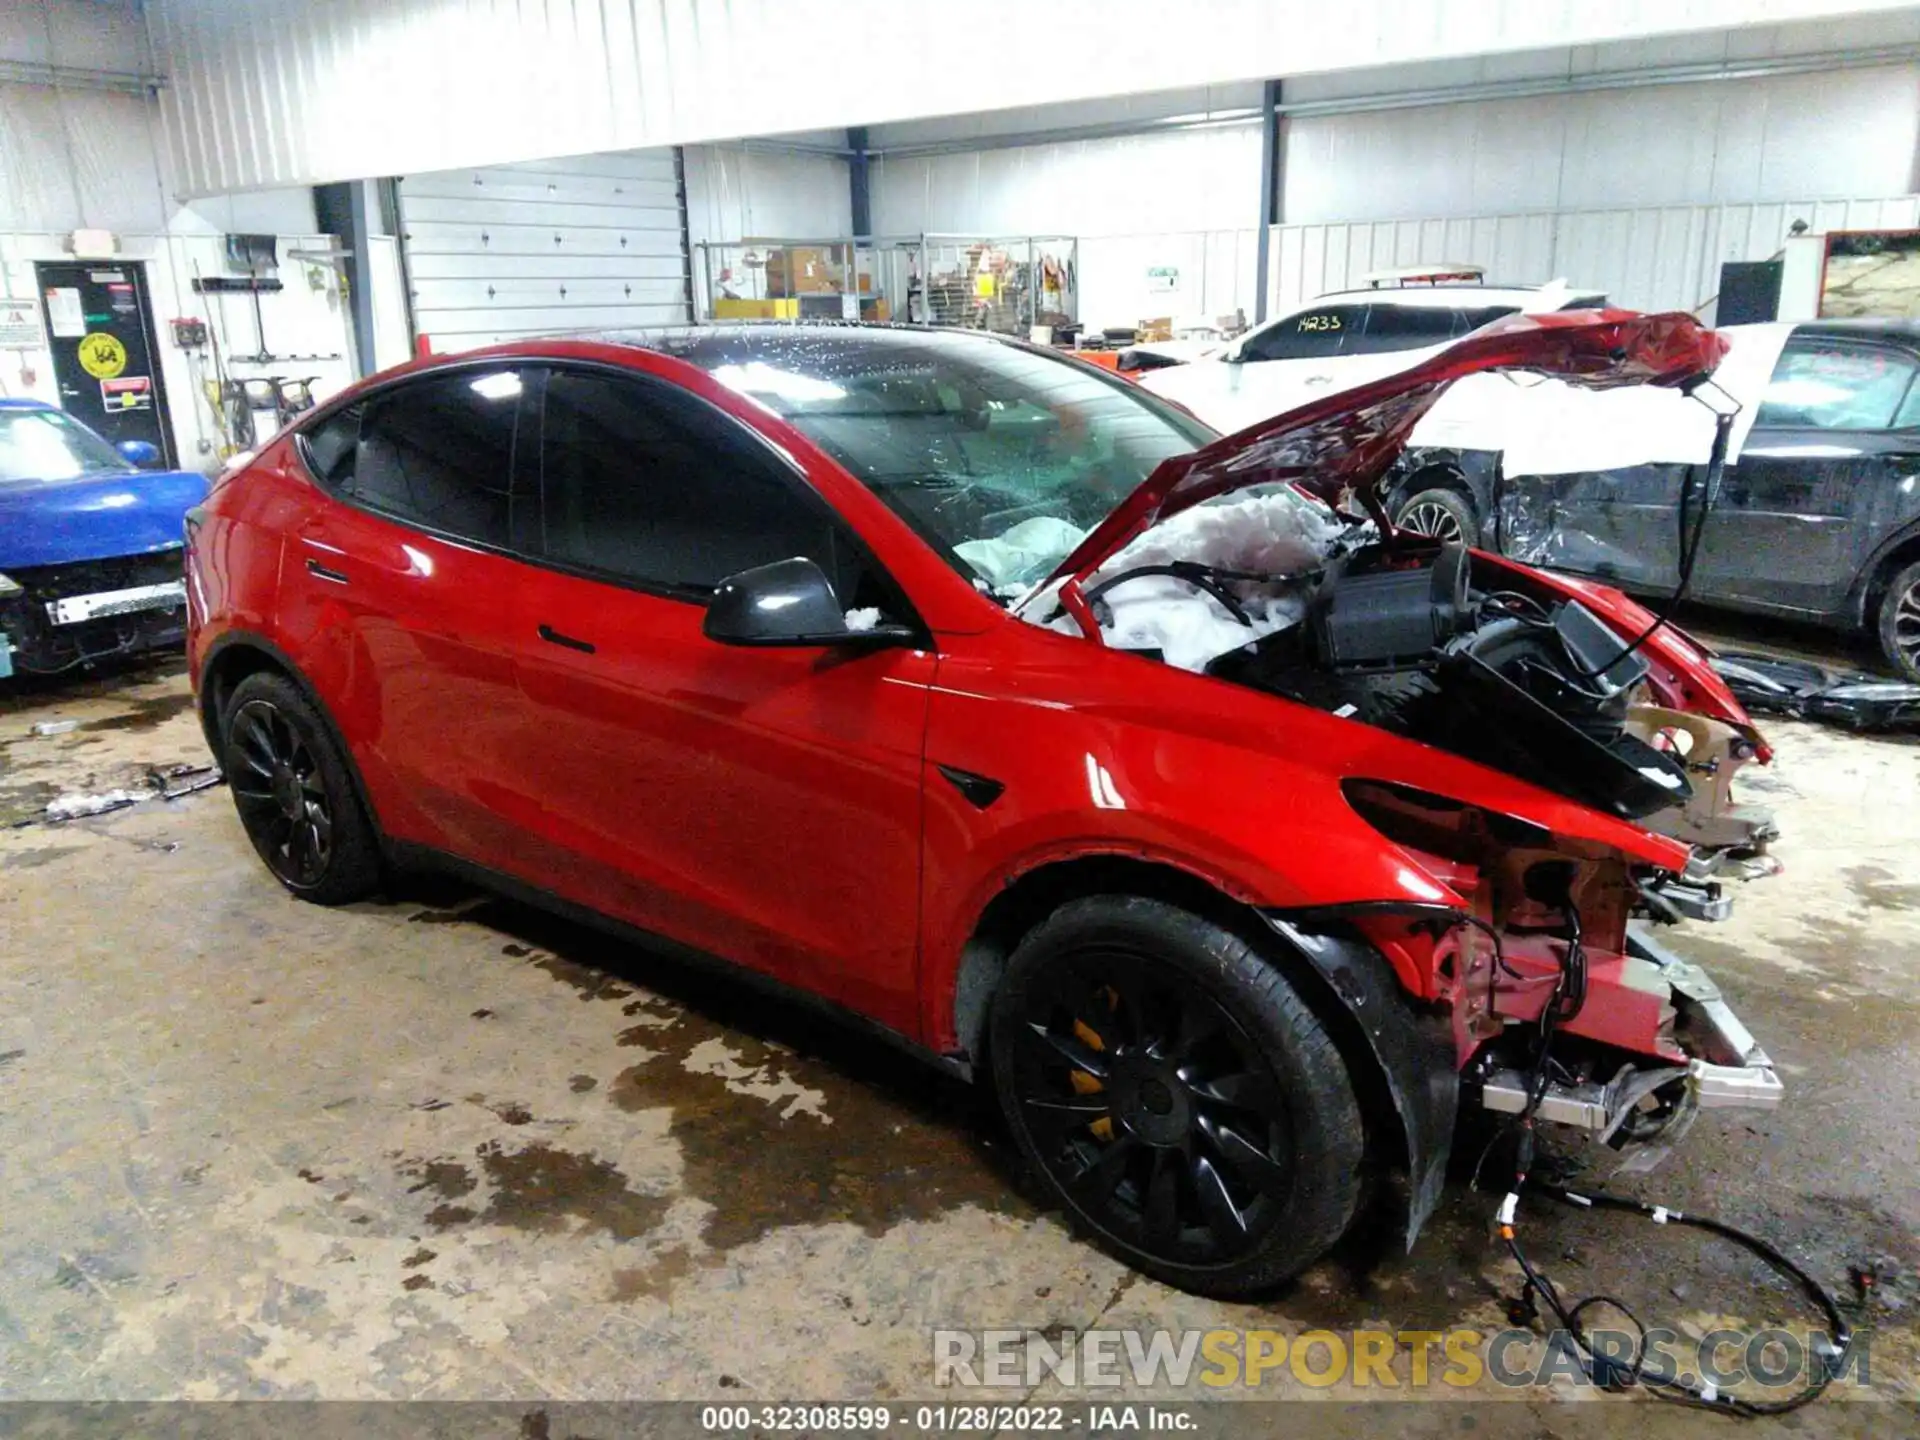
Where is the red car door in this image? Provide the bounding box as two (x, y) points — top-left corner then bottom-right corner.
(506, 366), (934, 1034)
(273, 365), (537, 870)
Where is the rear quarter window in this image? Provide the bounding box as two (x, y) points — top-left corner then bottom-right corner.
(299, 405), (361, 487)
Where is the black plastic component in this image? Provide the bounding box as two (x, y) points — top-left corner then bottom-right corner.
(1553, 596), (1650, 693)
(1437, 641), (1691, 820)
(936, 764), (1005, 810)
(703, 557), (912, 649)
(704, 557), (848, 646)
(1262, 914), (1459, 1250)
(1712, 650), (1920, 733)
(1311, 543), (1473, 669)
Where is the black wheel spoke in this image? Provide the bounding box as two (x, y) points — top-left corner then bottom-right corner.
(1198, 1114), (1291, 1199)
(1160, 994), (1224, 1063)
(1187, 1069), (1280, 1116)
(1071, 1135), (1138, 1204)
(226, 699), (339, 889)
(1190, 1154), (1247, 1242)
(1005, 944), (1299, 1269)
(1142, 1148), (1180, 1249)
(1022, 1021), (1109, 1081)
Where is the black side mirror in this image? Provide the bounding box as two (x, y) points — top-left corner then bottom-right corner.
(704, 557), (914, 649)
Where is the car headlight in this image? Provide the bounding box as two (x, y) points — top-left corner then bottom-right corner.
(0, 572), (21, 599)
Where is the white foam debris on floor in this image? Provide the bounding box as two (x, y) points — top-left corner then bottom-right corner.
(44, 788), (151, 822)
(1026, 489), (1347, 673)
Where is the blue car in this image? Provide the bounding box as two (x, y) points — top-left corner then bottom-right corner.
(0, 399), (208, 677)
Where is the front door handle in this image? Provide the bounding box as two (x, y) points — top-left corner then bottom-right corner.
(538, 623), (596, 655)
(305, 558), (349, 585)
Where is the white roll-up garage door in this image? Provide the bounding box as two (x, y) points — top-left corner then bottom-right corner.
(398, 148), (691, 352)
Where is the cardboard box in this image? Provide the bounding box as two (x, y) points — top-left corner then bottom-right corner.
(767, 246), (844, 296)
(713, 297), (800, 320)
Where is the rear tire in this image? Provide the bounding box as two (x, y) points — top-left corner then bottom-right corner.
(221, 671), (381, 905)
(1876, 559), (1920, 682)
(1394, 486), (1476, 545)
(989, 896), (1365, 1297)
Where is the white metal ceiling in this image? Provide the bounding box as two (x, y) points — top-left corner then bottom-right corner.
(145, 0), (1920, 196)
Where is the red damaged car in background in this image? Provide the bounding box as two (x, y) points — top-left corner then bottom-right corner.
(185, 312), (1783, 1297)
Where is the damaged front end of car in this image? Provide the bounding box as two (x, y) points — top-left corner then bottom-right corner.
(1016, 311), (1786, 1240)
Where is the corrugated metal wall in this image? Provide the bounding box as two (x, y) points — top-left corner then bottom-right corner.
(398, 150), (690, 351)
(144, 0), (1920, 196)
(1270, 195), (1920, 316)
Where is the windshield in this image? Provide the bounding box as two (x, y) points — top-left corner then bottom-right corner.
(665, 330), (1214, 594)
(0, 408), (131, 482)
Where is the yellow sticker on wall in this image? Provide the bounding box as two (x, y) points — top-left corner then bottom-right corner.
(77, 331), (128, 380)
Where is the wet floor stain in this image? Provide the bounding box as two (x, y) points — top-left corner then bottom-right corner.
(427, 1141), (671, 1242)
(377, 884), (1920, 1346)
(74, 690), (197, 734)
(609, 1247), (696, 1304)
(0, 778), (61, 827)
(2, 843), (85, 869)
(392, 896), (1021, 1273)
(1843, 864), (1920, 912)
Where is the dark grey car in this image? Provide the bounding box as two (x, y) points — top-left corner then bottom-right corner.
(1388, 318), (1920, 680)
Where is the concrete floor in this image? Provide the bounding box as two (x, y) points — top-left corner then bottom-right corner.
(1, 650), (1915, 1431)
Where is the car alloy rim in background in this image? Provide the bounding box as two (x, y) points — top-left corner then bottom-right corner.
(226, 699), (335, 888)
(1897, 576), (1920, 671)
(1009, 951), (1295, 1266)
(1398, 499), (1467, 544)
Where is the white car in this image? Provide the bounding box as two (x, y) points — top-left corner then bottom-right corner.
(1137, 278), (1605, 435)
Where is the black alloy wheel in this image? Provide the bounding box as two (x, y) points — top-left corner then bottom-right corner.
(228, 698), (334, 887)
(991, 897), (1364, 1296)
(221, 670), (381, 904)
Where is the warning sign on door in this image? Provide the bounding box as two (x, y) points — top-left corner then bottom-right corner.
(0, 301), (43, 349)
(45, 287), (84, 338)
(100, 375), (153, 412)
(77, 331), (128, 379)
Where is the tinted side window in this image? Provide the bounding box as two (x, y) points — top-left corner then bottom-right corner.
(1347, 305), (1462, 355)
(300, 405), (361, 487)
(1452, 304), (1520, 335)
(350, 369), (526, 546)
(1753, 344), (1919, 431)
(1242, 306), (1363, 361)
(537, 370), (876, 602)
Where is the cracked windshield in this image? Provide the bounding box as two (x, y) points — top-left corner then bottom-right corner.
(673, 330), (1216, 595)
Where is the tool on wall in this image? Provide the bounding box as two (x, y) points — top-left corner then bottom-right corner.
(190, 234), (340, 369)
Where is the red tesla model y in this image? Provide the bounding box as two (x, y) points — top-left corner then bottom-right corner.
(186, 313), (1783, 1295)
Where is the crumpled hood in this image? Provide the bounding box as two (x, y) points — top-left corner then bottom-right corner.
(1045, 310), (1727, 589)
(0, 466), (209, 570)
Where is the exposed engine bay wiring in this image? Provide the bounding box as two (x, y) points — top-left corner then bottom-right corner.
(1474, 893), (1854, 1417)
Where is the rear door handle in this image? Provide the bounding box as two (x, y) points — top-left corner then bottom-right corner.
(305, 558), (349, 585)
(538, 623), (596, 655)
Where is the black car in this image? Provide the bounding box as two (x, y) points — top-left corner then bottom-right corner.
(1388, 318), (1920, 680)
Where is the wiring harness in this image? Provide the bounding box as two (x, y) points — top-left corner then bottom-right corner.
(1473, 891), (1855, 1416)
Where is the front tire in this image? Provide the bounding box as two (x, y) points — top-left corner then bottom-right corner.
(989, 897), (1365, 1297)
(1876, 559), (1920, 682)
(1394, 486), (1475, 545)
(221, 671), (381, 904)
